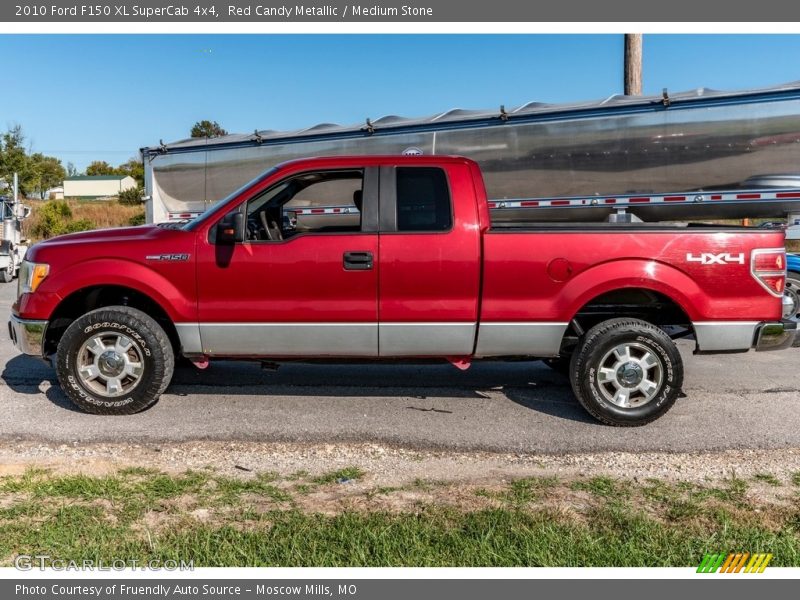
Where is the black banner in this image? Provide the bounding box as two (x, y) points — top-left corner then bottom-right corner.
(4, 0), (800, 22)
(5, 579), (800, 600)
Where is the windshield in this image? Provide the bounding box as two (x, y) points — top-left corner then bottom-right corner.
(181, 167), (279, 232)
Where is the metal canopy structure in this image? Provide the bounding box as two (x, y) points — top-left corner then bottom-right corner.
(142, 81), (800, 230)
(144, 81), (800, 155)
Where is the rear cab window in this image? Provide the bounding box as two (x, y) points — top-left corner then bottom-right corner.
(395, 167), (452, 232)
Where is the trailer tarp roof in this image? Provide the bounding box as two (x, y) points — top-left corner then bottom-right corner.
(142, 81), (800, 155)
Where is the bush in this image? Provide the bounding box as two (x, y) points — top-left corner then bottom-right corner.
(118, 186), (144, 205)
(30, 201), (73, 239)
(64, 218), (97, 233)
(128, 212), (146, 226)
(24, 199), (144, 241)
(28, 201), (97, 239)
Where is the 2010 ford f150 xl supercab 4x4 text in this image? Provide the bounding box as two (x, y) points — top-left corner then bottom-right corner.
(9, 156), (798, 425)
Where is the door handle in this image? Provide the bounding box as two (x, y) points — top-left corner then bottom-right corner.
(343, 251), (373, 270)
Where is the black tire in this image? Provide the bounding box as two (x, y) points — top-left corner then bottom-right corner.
(786, 271), (800, 320)
(55, 306), (174, 415)
(569, 318), (683, 426)
(0, 242), (14, 283)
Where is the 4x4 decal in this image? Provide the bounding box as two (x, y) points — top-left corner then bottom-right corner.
(686, 252), (745, 265)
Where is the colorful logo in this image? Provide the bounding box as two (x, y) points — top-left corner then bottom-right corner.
(697, 553), (773, 573)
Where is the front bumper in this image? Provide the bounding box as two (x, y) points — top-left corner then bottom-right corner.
(8, 315), (47, 357)
(754, 319), (797, 351)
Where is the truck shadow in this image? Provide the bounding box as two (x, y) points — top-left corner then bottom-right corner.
(1, 354), (58, 390)
(0, 355), (86, 413)
(1, 355), (595, 424)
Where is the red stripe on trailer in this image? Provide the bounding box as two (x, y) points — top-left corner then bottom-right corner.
(520, 200), (540, 207)
(711, 195), (723, 200)
(628, 197), (650, 203)
(605, 198), (617, 204)
(550, 200), (569, 206)
(736, 193), (761, 199)
(310, 208), (325, 214)
(664, 196), (685, 202)
(777, 192), (800, 198)
(487, 202), (498, 208)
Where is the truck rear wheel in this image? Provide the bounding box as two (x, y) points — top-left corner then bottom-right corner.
(569, 318), (683, 426)
(786, 271), (800, 319)
(55, 306), (174, 415)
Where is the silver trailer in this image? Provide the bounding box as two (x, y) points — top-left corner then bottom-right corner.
(142, 81), (800, 233)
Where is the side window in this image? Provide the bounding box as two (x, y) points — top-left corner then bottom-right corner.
(395, 167), (452, 232)
(245, 170), (363, 241)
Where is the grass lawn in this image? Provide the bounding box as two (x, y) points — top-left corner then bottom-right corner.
(1, 466), (798, 567)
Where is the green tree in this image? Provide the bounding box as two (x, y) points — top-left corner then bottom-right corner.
(190, 120), (228, 138)
(117, 157), (144, 187)
(0, 124), (33, 196)
(28, 153), (67, 199)
(85, 160), (117, 176)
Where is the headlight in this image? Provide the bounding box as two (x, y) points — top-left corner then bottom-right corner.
(17, 260), (49, 298)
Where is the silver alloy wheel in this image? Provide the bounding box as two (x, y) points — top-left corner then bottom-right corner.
(596, 342), (663, 408)
(77, 332), (145, 397)
(786, 276), (800, 319)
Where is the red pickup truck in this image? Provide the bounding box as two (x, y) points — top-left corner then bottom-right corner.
(9, 156), (797, 425)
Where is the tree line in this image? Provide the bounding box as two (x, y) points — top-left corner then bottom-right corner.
(1, 119), (227, 200)
(0, 125), (144, 200)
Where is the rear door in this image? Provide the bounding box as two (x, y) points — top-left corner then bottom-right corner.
(377, 163), (482, 356)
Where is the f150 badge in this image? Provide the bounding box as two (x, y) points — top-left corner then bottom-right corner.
(145, 253), (190, 262)
(686, 252), (745, 265)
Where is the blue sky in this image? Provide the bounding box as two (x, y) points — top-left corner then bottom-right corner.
(2, 34), (800, 171)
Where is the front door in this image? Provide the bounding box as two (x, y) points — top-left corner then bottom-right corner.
(195, 168), (380, 357)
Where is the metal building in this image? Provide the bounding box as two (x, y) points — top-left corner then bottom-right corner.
(63, 175), (136, 199)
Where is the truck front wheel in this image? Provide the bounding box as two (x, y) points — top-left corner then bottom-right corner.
(55, 306), (175, 415)
(569, 318), (683, 426)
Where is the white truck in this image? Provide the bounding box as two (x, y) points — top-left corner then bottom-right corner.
(0, 174), (30, 283)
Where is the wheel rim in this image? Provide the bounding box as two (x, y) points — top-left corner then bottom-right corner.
(77, 332), (145, 397)
(596, 342), (663, 408)
(786, 277), (800, 319)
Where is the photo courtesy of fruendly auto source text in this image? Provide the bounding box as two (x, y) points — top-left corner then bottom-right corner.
(0, 0), (799, 596)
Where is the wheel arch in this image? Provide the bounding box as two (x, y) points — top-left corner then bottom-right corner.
(43, 284), (181, 357)
(559, 284), (694, 357)
(571, 286), (693, 331)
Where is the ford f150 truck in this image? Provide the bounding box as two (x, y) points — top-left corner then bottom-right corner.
(9, 156), (798, 425)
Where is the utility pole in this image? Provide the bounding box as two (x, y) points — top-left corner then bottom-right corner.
(624, 34), (643, 96)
